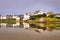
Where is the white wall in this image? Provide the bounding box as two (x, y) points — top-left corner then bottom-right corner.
(23, 14), (30, 20)
(1, 16), (7, 19)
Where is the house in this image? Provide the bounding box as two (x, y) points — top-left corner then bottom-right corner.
(13, 15), (20, 21)
(1, 16), (7, 19)
(6, 15), (13, 19)
(12, 15), (17, 19)
(23, 12), (34, 20)
(6, 15), (20, 21)
(18, 15), (24, 21)
(34, 10), (43, 15)
(23, 13), (30, 20)
(16, 17), (20, 21)
(46, 12), (54, 17)
(23, 10), (43, 20)
(55, 13), (60, 17)
(26, 10), (44, 16)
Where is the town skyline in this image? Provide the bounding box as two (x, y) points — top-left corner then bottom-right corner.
(0, 10), (60, 16)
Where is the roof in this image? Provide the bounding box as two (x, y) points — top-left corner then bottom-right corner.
(55, 13), (60, 15)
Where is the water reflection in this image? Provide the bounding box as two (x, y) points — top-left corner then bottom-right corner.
(23, 22), (30, 29)
(0, 22), (60, 33)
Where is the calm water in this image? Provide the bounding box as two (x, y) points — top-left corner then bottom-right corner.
(0, 22), (60, 40)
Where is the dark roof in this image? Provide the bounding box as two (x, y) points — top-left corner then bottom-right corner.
(34, 11), (40, 14)
(55, 14), (60, 15)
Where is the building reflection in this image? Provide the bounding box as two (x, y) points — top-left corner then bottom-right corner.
(0, 22), (60, 33)
(12, 22), (20, 28)
(7, 22), (21, 28)
(0, 24), (1, 28)
(6, 24), (13, 28)
(0, 23), (7, 28)
(0, 22), (23, 28)
(39, 23), (44, 27)
(23, 22), (30, 29)
(20, 22), (23, 28)
(29, 23), (46, 33)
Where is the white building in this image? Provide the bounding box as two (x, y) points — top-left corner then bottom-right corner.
(55, 14), (60, 17)
(1, 16), (7, 19)
(34, 11), (43, 15)
(26, 11), (43, 16)
(13, 15), (20, 21)
(23, 13), (30, 20)
(23, 11), (43, 20)
(16, 17), (20, 21)
(13, 15), (17, 19)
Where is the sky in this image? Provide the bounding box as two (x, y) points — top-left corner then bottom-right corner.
(0, 0), (60, 16)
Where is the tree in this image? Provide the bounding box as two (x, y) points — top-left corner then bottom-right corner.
(30, 16), (36, 20)
(42, 13), (46, 17)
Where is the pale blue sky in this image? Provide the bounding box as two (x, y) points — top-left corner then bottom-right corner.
(0, 0), (60, 16)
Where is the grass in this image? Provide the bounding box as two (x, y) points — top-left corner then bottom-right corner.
(0, 19), (16, 24)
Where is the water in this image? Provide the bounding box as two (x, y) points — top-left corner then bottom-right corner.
(0, 22), (60, 40)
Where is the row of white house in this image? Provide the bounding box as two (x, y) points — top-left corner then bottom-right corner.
(0, 22), (44, 33)
(0, 11), (44, 21)
(0, 22), (30, 29)
(0, 15), (20, 21)
(0, 11), (60, 21)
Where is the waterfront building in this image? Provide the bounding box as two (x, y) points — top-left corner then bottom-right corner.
(13, 15), (20, 21)
(23, 13), (30, 20)
(34, 10), (43, 15)
(18, 15), (24, 21)
(6, 15), (13, 19)
(26, 10), (44, 16)
(1, 16), (7, 19)
(55, 13), (60, 17)
(23, 10), (43, 20)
